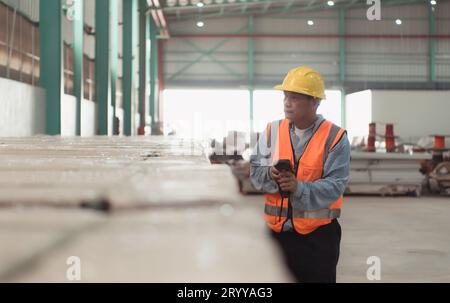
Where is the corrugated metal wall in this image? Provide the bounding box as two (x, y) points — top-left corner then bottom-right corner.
(437, 1), (450, 81)
(346, 6), (428, 83)
(0, 1), (40, 85)
(0, 0), (127, 104)
(0, 0), (39, 22)
(1, 0), (449, 89)
(165, 2), (450, 88)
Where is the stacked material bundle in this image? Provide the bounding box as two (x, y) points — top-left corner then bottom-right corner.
(346, 152), (431, 196)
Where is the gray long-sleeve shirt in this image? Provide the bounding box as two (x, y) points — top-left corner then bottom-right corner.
(249, 114), (351, 231)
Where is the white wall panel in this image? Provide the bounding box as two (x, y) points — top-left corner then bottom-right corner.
(345, 89), (450, 143)
(371, 90), (450, 142)
(81, 99), (97, 136)
(0, 77), (45, 136)
(0, 78), (100, 137)
(61, 94), (77, 136)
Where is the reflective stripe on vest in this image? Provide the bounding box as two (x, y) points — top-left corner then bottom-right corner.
(263, 118), (346, 235)
(265, 204), (289, 218)
(265, 204), (341, 219)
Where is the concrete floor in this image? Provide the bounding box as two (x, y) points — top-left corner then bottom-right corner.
(338, 196), (450, 283)
(0, 137), (449, 282)
(245, 195), (450, 283)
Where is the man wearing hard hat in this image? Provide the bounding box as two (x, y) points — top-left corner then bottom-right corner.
(250, 66), (350, 283)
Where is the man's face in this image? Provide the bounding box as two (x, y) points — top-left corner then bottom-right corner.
(283, 91), (318, 122)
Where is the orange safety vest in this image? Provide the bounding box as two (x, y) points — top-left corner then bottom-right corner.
(264, 118), (346, 235)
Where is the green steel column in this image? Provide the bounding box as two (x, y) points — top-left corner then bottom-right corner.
(248, 15), (254, 135)
(95, 0), (111, 135)
(133, 2), (140, 134)
(149, 18), (158, 128)
(73, 0), (84, 136)
(339, 9), (346, 128)
(110, 0), (118, 134)
(338, 8), (346, 83)
(123, 0), (138, 136)
(428, 3), (436, 82)
(341, 88), (346, 129)
(138, 0), (149, 134)
(39, 0), (62, 135)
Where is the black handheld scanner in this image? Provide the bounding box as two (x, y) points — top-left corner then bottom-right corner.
(274, 159), (292, 199)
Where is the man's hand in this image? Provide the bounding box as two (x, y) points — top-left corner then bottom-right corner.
(270, 166), (282, 182)
(278, 171), (297, 193)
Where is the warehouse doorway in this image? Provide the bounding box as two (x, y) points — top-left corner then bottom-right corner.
(163, 89), (342, 140)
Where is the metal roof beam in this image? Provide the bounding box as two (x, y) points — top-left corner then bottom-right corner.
(282, 0), (296, 13)
(163, 0), (282, 12)
(169, 0), (427, 22)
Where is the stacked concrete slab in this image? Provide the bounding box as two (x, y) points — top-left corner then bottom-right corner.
(0, 136), (291, 282)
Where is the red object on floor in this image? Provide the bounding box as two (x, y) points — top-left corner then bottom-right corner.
(434, 135), (445, 149)
(385, 124), (394, 137)
(385, 124), (395, 152)
(367, 123), (376, 152)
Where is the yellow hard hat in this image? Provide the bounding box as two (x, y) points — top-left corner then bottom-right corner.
(274, 66), (326, 100)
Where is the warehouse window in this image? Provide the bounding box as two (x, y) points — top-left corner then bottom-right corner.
(163, 89), (250, 140)
(252, 89), (343, 133)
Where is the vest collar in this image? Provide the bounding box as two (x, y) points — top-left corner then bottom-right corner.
(288, 114), (325, 134)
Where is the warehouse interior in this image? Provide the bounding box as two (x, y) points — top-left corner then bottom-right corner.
(0, 0), (449, 283)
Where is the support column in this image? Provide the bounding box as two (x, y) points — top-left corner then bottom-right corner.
(39, 0), (62, 135)
(149, 18), (158, 130)
(145, 13), (151, 132)
(138, 0), (149, 135)
(428, 3), (436, 82)
(73, 0), (84, 136)
(110, 0), (119, 135)
(338, 8), (346, 83)
(157, 40), (164, 127)
(123, 0), (138, 136)
(341, 88), (346, 128)
(339, 8), (346, 129)
(248, 15), (255, 135)
(95, 0), (111, 135)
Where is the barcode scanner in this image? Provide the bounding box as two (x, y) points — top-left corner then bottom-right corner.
(274, 159), (292, 198)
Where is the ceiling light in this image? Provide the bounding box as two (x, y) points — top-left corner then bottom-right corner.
(196, 21), (205, 28)
(430, 0), (437, 5)
(307, 20), (314, 26)
(197, 2), (205, 7)
(395, 19), (402, 25)
(327, 1), (335, 6)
